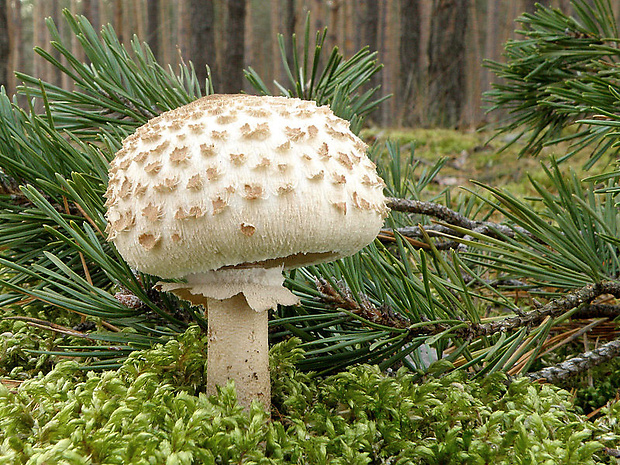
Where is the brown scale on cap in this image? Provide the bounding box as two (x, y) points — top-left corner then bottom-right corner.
(152, 140), (170, 155)
(230, 153), (247, 165)
(295, 109), (314, 119)
(142, 203), (163, 222)
(103, 194), (117, 208)
(111, 211), (135, 233)
(142, 131), (162, 144)
(133, 183), (148, 197)
(211, 130), (228, 140)
(211, 195), (228, 214)
(118, 158), (132, 170)
(217, 115), (237, 125)
(254, 157), (271, 169)
(153, 177), (179, 192)
(318, 142), (330, 160)
(332, 201), (347, 214)
(186, 174), (204, 190)
(188, 123), (204, 133)
(243, 183), (264, 200)
(188, 205), (205, 218)
(247, 108), (271, 118)
(240, 122), (271, 140)
(240, 222), (256, 236)
(361, 174), (374, 186)
(307, 125), (319, 138)
(175, 205), (205, 220)
(169, 120), (184, 132)
(200, 143), (216, 157)
(118, 178), (133, 199)
(331, 173), (347, 185)
(170, 146), (190, 164)
(145, 161), (163, 174)
(352, 192), (371, 211)
(171, 232), (182, 243)
(276, 183), (295, 195)
(337, 152), (354, 170)
(276, 141), (291, 153)
(208, 106), (225, 116)
(284, 126), (305, 142)
(107, 173), (120, 185)
(134, 151), (149, 164)
(307, 170), (325, 181)
(138, 233), (160, 250)
(205, 165), (221, 181)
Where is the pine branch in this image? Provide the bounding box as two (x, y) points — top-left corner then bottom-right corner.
(386, 197), (536, 241)
(573, 303), (620, 319)
(485, 0), (620, 166)
(527, 337), (620, 383)
(314, 278), (410, 329)
(457, 281), (620, 338)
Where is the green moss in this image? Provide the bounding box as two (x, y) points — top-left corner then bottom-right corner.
(0, 326), (617, 464)
(0, 310), (84, 380)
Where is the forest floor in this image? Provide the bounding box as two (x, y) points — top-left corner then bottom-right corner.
(363, 127), (612, 200)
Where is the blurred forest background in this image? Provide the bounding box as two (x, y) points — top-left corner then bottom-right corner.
(1, 0), (620, 129)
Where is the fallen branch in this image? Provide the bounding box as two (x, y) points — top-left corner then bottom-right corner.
(573, 303), (620, 320)
(454, 281), (620, 338)
(527, 337), (620, 383)
(386, 197), (536, 242)
(322, 279), (620, 340)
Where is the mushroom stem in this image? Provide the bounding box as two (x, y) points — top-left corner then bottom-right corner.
(206, 293), (270, 410)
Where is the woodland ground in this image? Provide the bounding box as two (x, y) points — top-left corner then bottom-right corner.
(364, 127), (609, 199)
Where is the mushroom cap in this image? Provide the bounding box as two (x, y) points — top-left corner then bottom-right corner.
(105, 94), (388, 279)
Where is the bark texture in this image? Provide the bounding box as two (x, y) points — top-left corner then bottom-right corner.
(427, 0), (469, 127)
(147, 0), (161, 62)
(221, 0), (246, 93)
(398, 0), (421, 126)
(0, 0), (9, 90)
(527, 338), (620, 383)
(189, 0), (217, 92)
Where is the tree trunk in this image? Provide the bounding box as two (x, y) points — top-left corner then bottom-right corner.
(114, 0), (124, 44)
(357, 0), (379, 59)
(83, 0), (101, 32)
(356, 0), (381, 122)
(271, 0), (295, 88)
(427, 0), (469, 127)
(7, 0), (23, 99)
(50, 0), (63, 87)
(189, 0), (217, 93)
(147, 0), (161, 62)
(177, 0), (188, 57)
(0, 0), (10, 91)
(221, 0), (246, 94)
(398, 0), (421, 126)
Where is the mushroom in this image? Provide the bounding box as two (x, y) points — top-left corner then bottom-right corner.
(105, 94), (388, 410)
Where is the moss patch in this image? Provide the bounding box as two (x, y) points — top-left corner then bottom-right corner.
(1, 327), (618, 464)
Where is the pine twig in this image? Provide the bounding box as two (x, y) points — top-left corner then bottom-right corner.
(573, 303), (620, 320)
(315, 278), (410, 329)
(527, 338), (620, 383)
(456, 281), (620, 338)
(386, 197), (535, 241)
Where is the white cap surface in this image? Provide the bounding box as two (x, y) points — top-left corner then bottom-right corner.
(105, 94), (388, 279)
